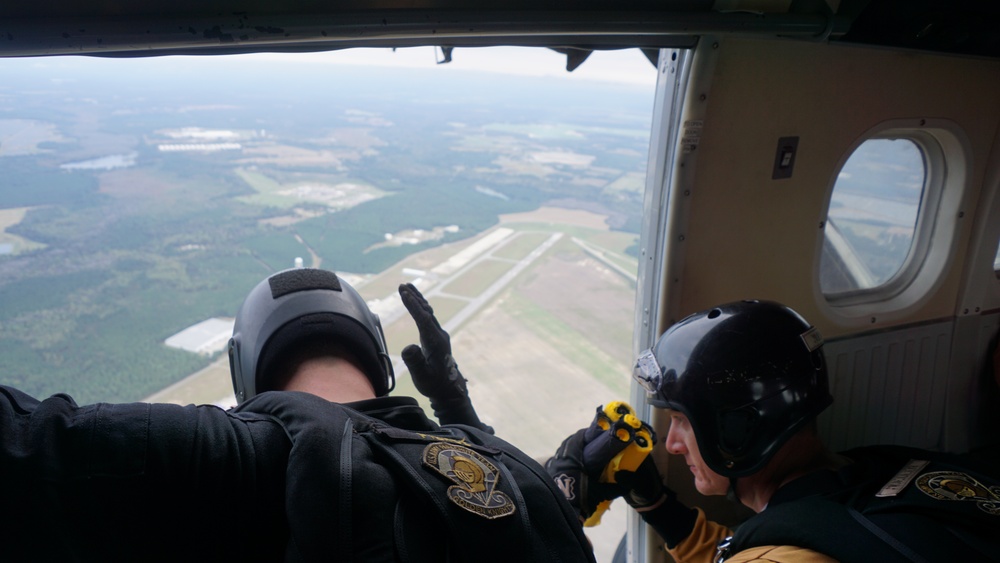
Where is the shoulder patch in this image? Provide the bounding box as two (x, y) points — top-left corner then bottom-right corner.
(915, 470), (1000, 515)
(422, 442), (516, 520)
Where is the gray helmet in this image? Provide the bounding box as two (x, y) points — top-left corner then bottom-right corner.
(633, 300), (832, 477)
(228, 268), (394, 404)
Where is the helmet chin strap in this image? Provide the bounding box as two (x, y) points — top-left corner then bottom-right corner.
(726, 476), (741, 504)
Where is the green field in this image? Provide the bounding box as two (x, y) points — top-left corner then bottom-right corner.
(439, 258), (516, 297)
(492, 231), (551, 260)
(504, 291), (629, 393)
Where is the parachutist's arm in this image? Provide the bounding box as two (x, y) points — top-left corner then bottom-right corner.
(398, 283), (494, 434)
(0, 385), (288, 559)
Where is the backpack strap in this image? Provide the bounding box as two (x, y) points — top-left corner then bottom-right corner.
(846, 508), (927, 563)
(235, 391), (362, 563)
(338, 417), (354, 562)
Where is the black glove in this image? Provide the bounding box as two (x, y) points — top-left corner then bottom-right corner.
(547, 404), (650, 523)
(398, 283), (493, 433)
(615, 450), (666, 510)
(545, 427), (624, 522)
(547, 404), (698, 547)
(593, 414), (698, 547)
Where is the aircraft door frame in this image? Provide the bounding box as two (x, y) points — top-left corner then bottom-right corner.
(629, 44), (696, 563)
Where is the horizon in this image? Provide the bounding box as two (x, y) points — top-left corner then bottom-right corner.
(5, 46), (658, 89)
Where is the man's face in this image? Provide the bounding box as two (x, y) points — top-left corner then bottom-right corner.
(663, 410), (729, 496)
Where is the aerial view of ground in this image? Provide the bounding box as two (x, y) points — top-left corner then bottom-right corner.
(0, 51), (653, 561)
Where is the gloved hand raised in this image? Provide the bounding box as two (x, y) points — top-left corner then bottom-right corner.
(398, 283), (493, 433)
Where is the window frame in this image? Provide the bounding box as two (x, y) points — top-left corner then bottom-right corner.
(821, 131), (945, 305)
(817, 119), (970, 321)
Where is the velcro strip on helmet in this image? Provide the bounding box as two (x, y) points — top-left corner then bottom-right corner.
(270, 268), (342, 299)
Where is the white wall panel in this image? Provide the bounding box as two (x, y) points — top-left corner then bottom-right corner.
(819, 321), (953, 452)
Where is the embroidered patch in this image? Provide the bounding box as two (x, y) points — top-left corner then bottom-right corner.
(553, 473), (576, 501)
(915, 470), (1000, 515)
(876, 459), (930, 497)
(422, 442), (516, 519)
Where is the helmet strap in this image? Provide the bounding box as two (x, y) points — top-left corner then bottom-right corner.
(726, 477), (741, 504)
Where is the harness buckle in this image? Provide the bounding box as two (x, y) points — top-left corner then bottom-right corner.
(714, 536), (733, 563)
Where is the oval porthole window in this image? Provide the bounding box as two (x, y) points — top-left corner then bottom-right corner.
(819, 136), (937, 299)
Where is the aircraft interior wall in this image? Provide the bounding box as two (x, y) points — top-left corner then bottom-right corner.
(645, 35), (1000, 545)
(660, 36), (1000, 338)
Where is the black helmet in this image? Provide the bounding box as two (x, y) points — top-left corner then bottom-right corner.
(633, 300), (831, 477)
(229, 268), (394, 404)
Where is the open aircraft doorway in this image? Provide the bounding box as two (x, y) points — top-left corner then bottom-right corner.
(5, 1), (1000, 561)
(0, 45), (656, 562)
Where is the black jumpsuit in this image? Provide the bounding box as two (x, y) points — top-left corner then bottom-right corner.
(0, 385), (594, 563)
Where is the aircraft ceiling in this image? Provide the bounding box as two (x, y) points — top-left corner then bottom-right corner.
(0, 0), (997, 61)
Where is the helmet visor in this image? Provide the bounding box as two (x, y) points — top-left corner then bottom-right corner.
(633, 348), (661, 395)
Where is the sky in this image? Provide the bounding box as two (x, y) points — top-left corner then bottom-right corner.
(8, 46), (660, 95)
(242, 46), (660, 87)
